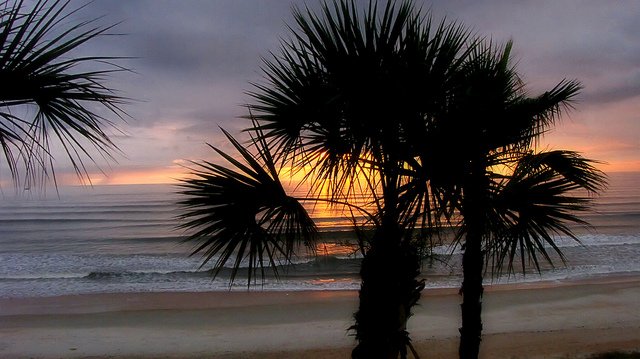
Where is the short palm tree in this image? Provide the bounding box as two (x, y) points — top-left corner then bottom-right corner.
(0, 0), (127, 187)
(419, 41), (607, 358)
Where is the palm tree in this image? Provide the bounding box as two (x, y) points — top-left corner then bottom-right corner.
(0, 0), (127, 187)
(178, 1), (475, 357)
(420, 41), (607, 358)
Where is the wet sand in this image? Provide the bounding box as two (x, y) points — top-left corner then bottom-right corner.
(1, 274), (639, 358)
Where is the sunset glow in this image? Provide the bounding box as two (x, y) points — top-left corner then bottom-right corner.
(8, 1), (634, 186)
(64, 166), (189, 186)
(2, 2), (639, 358)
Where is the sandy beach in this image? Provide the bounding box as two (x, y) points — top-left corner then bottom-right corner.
(1, 274), (639, 358)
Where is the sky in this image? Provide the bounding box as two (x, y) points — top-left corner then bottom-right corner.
(13, 0), (640, 185)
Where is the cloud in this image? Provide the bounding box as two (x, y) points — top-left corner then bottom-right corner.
(582, 72), (640, 104)
(23, 0), (640, 184)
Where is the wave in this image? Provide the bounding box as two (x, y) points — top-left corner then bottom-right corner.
(83, 270), (208, 280)
(0, 255), (363, 282)
(0, 270), (210, 281)
(85, 259), (362, 280)
(0, 273), (89, 280)
(0, 218), (171, 224)
(5, 263), (638, 286)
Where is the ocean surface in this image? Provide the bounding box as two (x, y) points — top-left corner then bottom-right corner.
(0, 172), (638, 298)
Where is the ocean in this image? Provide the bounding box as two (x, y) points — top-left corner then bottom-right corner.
(0, 172), (639, 298)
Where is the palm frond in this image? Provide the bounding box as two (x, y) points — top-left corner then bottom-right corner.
(177, 129), (317, 286)
(488, 150), (606, 275)
(0, 0), (128, 185)
(429, 39), (580, 168)
(515, 150), (606, 192)
(250, 0), (481, 217)
(503, 79), (582, 151)
(249, 1), (421, 196)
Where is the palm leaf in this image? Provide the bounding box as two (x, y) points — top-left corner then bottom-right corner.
(249, 1), (420, 197)
(177, 129), (317, 286)
(488, 150), (606, 275)
(0, 0), (128, 185)
(428, 40), (581, 174)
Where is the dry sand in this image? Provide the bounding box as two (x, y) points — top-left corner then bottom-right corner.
(1, 274), (639, 358)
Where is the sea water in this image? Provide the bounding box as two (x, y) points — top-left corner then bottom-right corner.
(0, 173), (638, 298)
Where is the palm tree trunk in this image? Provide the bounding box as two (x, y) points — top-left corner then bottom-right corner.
(459, 161), (488, 359)
(459, 226), (484, 359)
(351, 237), (424, 359)
(351, 164), (425, 358)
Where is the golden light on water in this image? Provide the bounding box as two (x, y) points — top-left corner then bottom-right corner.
(316, 242), (357, 256)
(313, 278), (336, 283)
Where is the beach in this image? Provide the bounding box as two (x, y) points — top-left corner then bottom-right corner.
(1, 274), (639, 358)
(1, 175), (638, 358)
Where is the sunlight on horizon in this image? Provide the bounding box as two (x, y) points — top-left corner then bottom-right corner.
(46, 143), (638, 188)
(66, 167), (188, 186)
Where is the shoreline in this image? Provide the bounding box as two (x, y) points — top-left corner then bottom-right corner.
(2, 271), (638, 313)
(1, 273), (639, 358)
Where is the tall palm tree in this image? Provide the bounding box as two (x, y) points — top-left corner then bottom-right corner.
(178, 1), (475, 358)
(0, 0), (127, 187)
(420, 41), (607, 359)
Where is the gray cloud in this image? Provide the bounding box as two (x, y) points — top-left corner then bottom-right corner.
(35, 0), (640, 181)
(583, 75), (640, 105)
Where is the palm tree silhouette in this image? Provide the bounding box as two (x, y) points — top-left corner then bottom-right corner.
(178, 1), (605, 358)
(180, 1), (469, 357)
(0, 0), (127, 187)
(422, 41), (607, 358)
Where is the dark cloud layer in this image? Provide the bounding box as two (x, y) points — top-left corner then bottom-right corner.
(11, 0), (639, 183)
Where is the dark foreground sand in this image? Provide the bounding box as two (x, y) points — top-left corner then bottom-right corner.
(1, 274), (639, 358)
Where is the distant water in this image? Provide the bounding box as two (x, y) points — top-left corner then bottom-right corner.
(0, 173), (638, 298)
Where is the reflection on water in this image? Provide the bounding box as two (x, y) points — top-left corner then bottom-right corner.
(315, 242), (359, 257)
